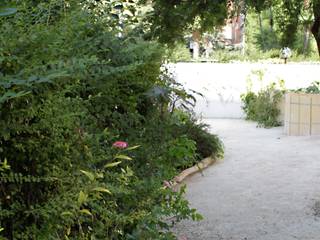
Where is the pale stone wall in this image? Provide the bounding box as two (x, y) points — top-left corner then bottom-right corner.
(173, 62), (320, 119)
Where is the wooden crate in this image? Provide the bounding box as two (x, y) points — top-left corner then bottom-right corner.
(284, 92), (320, 136)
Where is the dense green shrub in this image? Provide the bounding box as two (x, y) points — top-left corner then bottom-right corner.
(166, 44), (191, 62)
(241, 83), (284, 128)
(172, 112), (224, 160)
(242, 81), (320, 128)
(0, 1), (222, 239)
(295, 81), (320, 94)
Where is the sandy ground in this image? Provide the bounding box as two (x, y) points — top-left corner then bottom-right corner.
(173, 119), (320, 240)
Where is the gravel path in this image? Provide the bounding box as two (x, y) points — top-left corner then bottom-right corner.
(174, 119), (320, 240)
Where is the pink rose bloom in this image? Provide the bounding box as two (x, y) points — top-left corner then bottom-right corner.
(112, 141), (128, 149)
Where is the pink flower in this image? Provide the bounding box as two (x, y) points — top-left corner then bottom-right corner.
(112, 141), (128, 149)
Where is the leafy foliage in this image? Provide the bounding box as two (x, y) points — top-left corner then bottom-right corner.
(242, 80), (320, 128)
(0, 1), (223, 239)
(172, 112), (224, 160)
(0, 7), (16, 17)
(295, 81), (320, 94)
(241, 82), (284, 128)
(147, 0), (228, 43)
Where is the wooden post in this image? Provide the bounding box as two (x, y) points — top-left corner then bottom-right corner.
(192, 30), (201, 59)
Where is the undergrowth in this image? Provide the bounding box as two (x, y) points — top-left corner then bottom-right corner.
(0, 1), (223, 239)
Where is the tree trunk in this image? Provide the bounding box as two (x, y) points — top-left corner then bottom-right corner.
(303, 24), (311, 55)
(258, 12), (265, 49)
(311, 19), (320, 56)
(269, 7), (274, 33)
(241, 17), (246, 55)
(311, 1), (320, 56)
(241, 10), (247, 55)
(192, 30), (201, 59)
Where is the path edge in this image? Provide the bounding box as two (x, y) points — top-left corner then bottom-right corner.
(171, 156), (217, 187)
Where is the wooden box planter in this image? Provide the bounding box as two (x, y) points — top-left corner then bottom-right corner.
(284, 92), (320, 136)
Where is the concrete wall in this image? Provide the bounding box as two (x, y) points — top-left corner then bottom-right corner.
(173, 63), (320, 119)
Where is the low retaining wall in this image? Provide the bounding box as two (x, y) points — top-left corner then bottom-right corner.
(164, 157), (217, 190)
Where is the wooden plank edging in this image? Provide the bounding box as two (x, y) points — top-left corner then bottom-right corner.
(163, 157), (217, 189)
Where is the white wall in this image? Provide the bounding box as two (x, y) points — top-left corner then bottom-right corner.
(173, 63), (320, 119)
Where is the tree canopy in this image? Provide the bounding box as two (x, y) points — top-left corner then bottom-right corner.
(145, 0), (320, 56)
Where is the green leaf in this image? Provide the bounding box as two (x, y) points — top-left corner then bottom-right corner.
(0, 7), (17, 17)
(78, 191), (88, 205)
(105, 161), (122, 168)
(80, 170), (95, 181)
(192, 212), (203, 221)
(0, 91), (31, 104)
(114, 155), (132, 160)
(61, 211), (73, 217)
(0, 158), (10, 171)
(91, 187), (111, 194)
(96, 172), (104, 178)
(123, 9), (133, 17)
(46, 71), (69, 80)
(79, 209), (92, 217)
(125, 145), (141, 151)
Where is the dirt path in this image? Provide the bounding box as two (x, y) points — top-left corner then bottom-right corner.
(174, 119), (320, 240)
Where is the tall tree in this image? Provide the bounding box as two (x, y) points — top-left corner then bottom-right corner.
(147, 0), (228, 43)
(311, 0), (320, 55)
(272, 0), (303, 48)
(145, 0), (320, 56)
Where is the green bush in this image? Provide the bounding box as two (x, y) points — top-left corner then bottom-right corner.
(172, 112), (224, 160)
(241, 83), (284, 128)
(242, 81), (320, 128)
(295, 81), (320, 94)
(167, 44), (191, 62)
(0, 2), (222, 239)
(241, 91), (258, 120)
